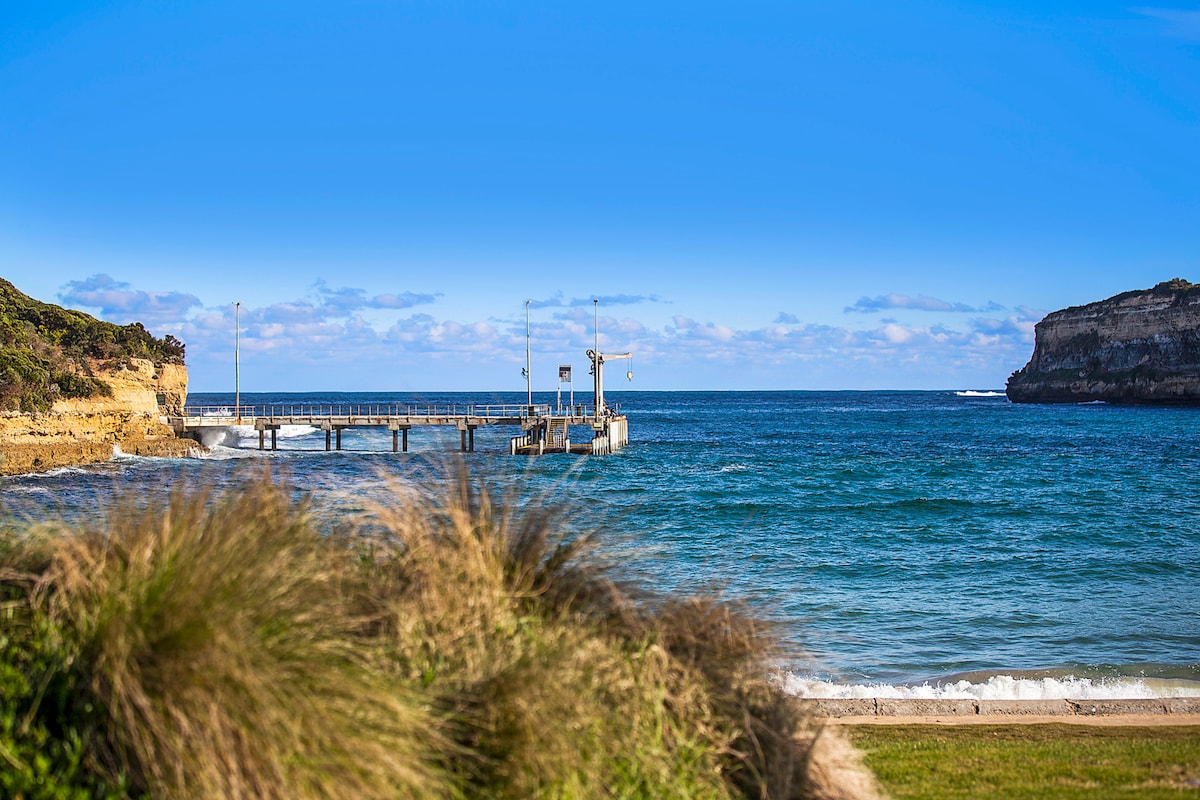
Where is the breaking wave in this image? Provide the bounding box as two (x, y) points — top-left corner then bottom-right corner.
(194, 424), (319, 448)
(780, 673), (1200, 700)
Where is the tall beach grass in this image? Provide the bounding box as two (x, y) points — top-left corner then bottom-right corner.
(0, 463), (814, 799)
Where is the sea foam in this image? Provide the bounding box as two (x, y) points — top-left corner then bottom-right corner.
(780, 673), (1200, 700)
(194, 424), (319, 448)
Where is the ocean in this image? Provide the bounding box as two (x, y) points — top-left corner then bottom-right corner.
(4, 389), (1199, 701)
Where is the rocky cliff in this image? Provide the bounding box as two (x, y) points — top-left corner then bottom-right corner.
(0, 278), (199, 475)
(1006, 279), (1200, 405)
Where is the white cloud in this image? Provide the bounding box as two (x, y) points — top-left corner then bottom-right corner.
(844, 292), (1004, 314)
(59, 274), (202, 328)
(879, 323), (913, 344)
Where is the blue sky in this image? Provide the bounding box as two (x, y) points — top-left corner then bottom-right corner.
(2, 1), (1197, 392)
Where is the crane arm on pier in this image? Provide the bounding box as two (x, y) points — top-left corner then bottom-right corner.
(586, 349), (633, 417)
(586, 350), (632, 366)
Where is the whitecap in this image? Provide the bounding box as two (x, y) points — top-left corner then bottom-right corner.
(111, 445), (140, 461)
(232, 424), (318, 444)
(779, 673), (1200, 700)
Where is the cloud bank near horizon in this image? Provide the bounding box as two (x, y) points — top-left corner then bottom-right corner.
(55, 274), (1043, 391)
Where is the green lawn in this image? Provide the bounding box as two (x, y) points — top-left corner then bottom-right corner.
(846, 724), (1200, 800)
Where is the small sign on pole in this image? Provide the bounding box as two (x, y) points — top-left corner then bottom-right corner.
(557, 365), (573, 413)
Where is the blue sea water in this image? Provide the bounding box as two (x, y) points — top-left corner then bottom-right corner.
(4, 389), (1199, 700)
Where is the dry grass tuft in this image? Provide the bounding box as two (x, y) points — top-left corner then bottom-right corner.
(353, 462), (814, 798)
(23, 477), (444, 799)
(0, 462), (815, 799)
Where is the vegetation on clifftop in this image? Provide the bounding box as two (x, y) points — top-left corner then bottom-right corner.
(1057, 277), (1200, 314)
(0, 278), (185, 412)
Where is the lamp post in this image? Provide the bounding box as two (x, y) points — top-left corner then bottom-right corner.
(593, 299), (600, 416)
(234, 301), (241, 423)
(525, 300), (532, 410)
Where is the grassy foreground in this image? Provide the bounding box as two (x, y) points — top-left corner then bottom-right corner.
(0, 467), (812, 799)
(848, 724), (1200, 799)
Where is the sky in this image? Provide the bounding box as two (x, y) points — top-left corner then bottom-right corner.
(1, 1), (1197, 392)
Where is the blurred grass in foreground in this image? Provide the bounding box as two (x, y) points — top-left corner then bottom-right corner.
(848, 724), (1200, 800)
(0, 465), (814, 799)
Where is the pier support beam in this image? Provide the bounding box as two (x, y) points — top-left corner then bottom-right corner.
(257, 423), (280, 452)
(389, 425), (410, 453)
(326, 429), (332, 451)
(469, 426), (475, 452)
(336, 427), (343, 451)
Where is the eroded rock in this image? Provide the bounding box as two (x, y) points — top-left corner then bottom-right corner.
(1007, 278), (1200, 405)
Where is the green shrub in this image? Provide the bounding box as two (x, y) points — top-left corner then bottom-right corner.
(0, 539), (130, 799)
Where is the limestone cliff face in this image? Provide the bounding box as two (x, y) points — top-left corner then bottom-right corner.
(0, 358), (196, 475)
(1006, 279), (1200, 405)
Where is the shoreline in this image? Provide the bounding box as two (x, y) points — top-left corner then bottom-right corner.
(802, 697), (1200, 725)
(0, 438), (201, 477)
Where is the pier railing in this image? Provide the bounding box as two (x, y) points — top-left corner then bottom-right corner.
(176, 403), (587, 424)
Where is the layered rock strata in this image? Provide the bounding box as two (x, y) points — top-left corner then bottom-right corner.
(1007, 279), (1200, 405)
(0, 358), (197, 476)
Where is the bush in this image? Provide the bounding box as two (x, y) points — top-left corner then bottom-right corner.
(0, 467), (813, 799)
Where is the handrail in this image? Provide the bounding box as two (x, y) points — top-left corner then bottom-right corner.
(175, 403), (590, 420)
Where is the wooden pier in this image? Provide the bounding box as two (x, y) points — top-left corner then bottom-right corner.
(168, 403), (629, 455)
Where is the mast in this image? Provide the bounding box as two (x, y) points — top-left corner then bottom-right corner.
(588, 298), (632, 417)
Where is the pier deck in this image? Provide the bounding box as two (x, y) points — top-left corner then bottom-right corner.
(168, 403), (628, 454)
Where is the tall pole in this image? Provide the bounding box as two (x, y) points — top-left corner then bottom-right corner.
(525, 300), (532, 410)
(234, 301), (241, 422)
(593, 299), (601, 416)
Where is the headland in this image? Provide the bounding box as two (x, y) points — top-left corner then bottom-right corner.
(1007, 278), (1200, 404)
(0, 277), (198, 475)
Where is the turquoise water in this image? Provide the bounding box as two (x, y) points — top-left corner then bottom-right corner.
(4, 390), (1199, 699)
